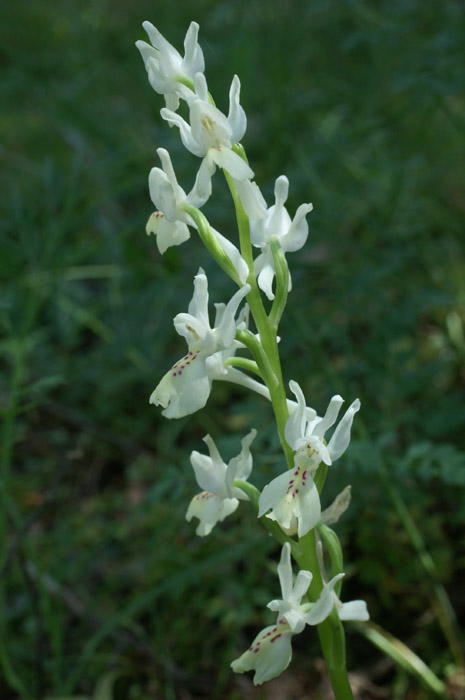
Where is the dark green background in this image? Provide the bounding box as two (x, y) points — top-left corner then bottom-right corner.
(1, 0), (464, 697)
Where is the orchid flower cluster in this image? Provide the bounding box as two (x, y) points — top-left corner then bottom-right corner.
(136, 21), (369, 693)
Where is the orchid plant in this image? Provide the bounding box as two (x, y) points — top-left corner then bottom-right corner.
(136, 20), (368, 698)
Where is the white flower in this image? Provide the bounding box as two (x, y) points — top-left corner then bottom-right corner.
(161, 73), (253, 189)
(186, 429), (256, 536)
(235, 176), (313, 300)
(286, 380), (361, 467)
(267, 542), (343, 633)
(231, 543), (343, 685)
(146, 148), (212, 254)
(136, 21), (204, 110)
(315, 537), (369, 623)
(258, 381), (360, 537)
(231, 619), (294, 685)
(150, 269), (250, 418)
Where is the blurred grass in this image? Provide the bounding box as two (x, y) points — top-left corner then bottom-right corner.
(0, 0), (464, 697)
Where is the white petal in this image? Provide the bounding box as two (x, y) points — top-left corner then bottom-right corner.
(164, 91), (180, 111)
(258, 470), (293, 519)
(149, 353), (211, 418)
(228, 75), (247, 143)
(183, 22), (204, 77)
(135, 40), (158, 71)
(148, 167), (171, 212)
(226, 428), (257, 495)
(234, 179), (268, 221)
(266, 602), (305, 634)
(173, 311), (213, 352)
(188, 157), (215, 207)
(264, 176), (290, 240)
(312, 395), (344, 441)
(282, 202), (313, 253)
(190, 440), (225, 494)
(285, 380), (308, 449)
(256, 257), (276, 300)
(304, 574), (344, 626)
(338, 599), (369, 622)
(295, 478), (321, 537)
(327, 398), (361, 461)
(202, 433), (226, 471)
(145, 211), (164, 236)
(187, 268), (210, 327)
(156, 148), (185, 203)
(214, 283), (250, 349)
(161, 108), (205, 157)
(274, 175), (289, 206)
(186, 492), (238, 537)
(291, 570), (313, 605)
(231, 622), (293, 685)
(193, 72), (209, 102)
(212, 302), (226, 330)
(208, 147), (254, 180)
(143, 21), (178, 58)
(146, 212), (190, 254)
(277, 543), (293, 601)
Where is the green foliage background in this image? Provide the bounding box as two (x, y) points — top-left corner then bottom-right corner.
(1, 0), (464, 698)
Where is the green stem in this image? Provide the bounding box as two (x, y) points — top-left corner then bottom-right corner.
(317, 523), (344, 598)
(225, 149), (352, 698)
(298, 530), (354, 699)
(318, 620), (354, 700)
(181, 204), (243, 286)
(235, 329), (278, 390)
(268, 237), (289, 331)
(224, 356), (261, 377)
(224, 170), (293, 469)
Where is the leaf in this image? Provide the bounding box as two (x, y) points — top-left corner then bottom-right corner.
(93, 670), (121, 700)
